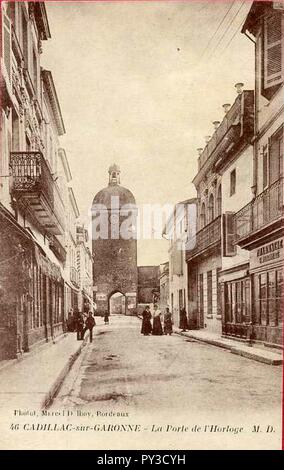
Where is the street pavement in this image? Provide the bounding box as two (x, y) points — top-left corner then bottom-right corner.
(54, 315), (282, 416)
(0, 315), (282, 449)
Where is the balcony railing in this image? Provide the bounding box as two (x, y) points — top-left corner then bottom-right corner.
(10, 152), (66, 235)
(235, 178), (284, 244)
(186, 215), (221, 261)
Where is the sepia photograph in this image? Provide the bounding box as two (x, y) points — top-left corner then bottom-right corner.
(0, 0), (283, 451)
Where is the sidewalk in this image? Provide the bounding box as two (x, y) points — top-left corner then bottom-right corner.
(0, 332), (89, 411)
(173, 327), (283, 366)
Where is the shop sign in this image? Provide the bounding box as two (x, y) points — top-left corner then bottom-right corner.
(251, 238), (283, 268)
(96, 293), (107, 301)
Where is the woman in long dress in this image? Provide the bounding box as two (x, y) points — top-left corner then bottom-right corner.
(179, 307), (189, 332)
(152, 304), (163, 335)
(141, 306), (152, 335)
(163, 308), (173, 335)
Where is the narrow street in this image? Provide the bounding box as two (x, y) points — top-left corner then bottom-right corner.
(53, 315), (282, 417)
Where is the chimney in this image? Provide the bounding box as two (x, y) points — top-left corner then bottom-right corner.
(235, 82), (244, 94)
(197, 148), (203, 156)
(205, 136), (211, 144)
(222, 103), (231, 113)
(213, 121), (220, 130)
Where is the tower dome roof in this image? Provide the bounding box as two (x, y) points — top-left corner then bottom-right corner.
(92, 185), (136, 209)
(92, 166), (135, 209)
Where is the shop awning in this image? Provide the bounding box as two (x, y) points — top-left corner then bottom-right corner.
(26, 228), (63, 282)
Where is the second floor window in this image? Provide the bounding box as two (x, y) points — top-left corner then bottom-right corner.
(230, 169), (236, 196)
(262, 10), (283, 99)
(208, 193), (214, 223)
(269, 126), (283, 185)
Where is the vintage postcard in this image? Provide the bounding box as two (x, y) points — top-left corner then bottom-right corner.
(0, 0), (283, 451)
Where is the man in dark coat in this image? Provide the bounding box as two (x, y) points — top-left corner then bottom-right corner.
(83, 311), (96, 342)
(141, 305), (152, 336)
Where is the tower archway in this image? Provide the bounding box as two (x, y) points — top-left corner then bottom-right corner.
(108, 291), (126, 315)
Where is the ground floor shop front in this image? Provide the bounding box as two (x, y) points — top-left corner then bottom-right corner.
(221, 237), (283, 346)
(0, 205), (65, 360)
(187, 253), (222, 333)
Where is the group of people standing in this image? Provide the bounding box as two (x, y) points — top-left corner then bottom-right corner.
(141, 305), (189, 336)
(67, 308), (96, 342)
(67, 308), (111, 343)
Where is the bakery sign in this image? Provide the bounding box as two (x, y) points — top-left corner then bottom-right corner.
(251, 238), (283, 268)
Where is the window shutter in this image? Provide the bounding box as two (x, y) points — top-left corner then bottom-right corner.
(2, 11), (12, 83)
(264, 12), (283, 90)
(171, 241), (183, 275)
(222, 212), (236, 257)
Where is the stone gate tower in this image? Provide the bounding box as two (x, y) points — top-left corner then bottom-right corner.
(92, 165), (138, 315)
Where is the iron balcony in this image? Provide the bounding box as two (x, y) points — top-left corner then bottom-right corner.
(10, 151), (66, 236)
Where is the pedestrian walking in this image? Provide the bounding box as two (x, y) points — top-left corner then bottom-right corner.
(152, 304), (163, 336)
(163, 307), (173, 335)
(141, 305), (152, 336)
(82, 311), (96, 342)
(104, 310), (110, 325)
(179, 307), (189, 332)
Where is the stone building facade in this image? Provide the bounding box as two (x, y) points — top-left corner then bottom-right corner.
(0, 2), (79, 359)
(137, 265), (160, 314)
(164, 199), (196, 327)
(159, 262), (169, 314)
(233, 1), (284, 345)
(76, 224), (93, 314)
(186, 89), (254, 334)
(92, 165), (138, 315)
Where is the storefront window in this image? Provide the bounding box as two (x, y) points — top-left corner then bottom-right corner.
(268, 271), (276, 326)
(259, 273), (268, 325)
(276, 269), (283, 325)
(255, 269), (283, 327)
(225, 283), (232, 323)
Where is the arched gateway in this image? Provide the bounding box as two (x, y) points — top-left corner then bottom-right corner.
(92, 165), (138, 315)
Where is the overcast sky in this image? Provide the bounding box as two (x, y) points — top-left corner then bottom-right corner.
(42, 0), (254, 265)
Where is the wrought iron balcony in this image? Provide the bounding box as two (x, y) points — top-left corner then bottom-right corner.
(186, 215), (221, 261)
(10, 152), (66, 235)
(234, 178), (284, 248)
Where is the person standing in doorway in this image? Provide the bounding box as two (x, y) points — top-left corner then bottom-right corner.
(152, 304), (163, 336)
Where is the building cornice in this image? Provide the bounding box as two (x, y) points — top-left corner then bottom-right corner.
(34, 2), (51, 40)
(41, 69), (65, 136)
(58, 148), (72, 183)
(68, 187), (80, 218)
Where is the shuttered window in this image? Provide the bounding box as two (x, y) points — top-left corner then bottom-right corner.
(269, 126), (283, 184)
(263, 11), (283, 93)
(2, 12), (11, 82)
(222, 212), (236, 257)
